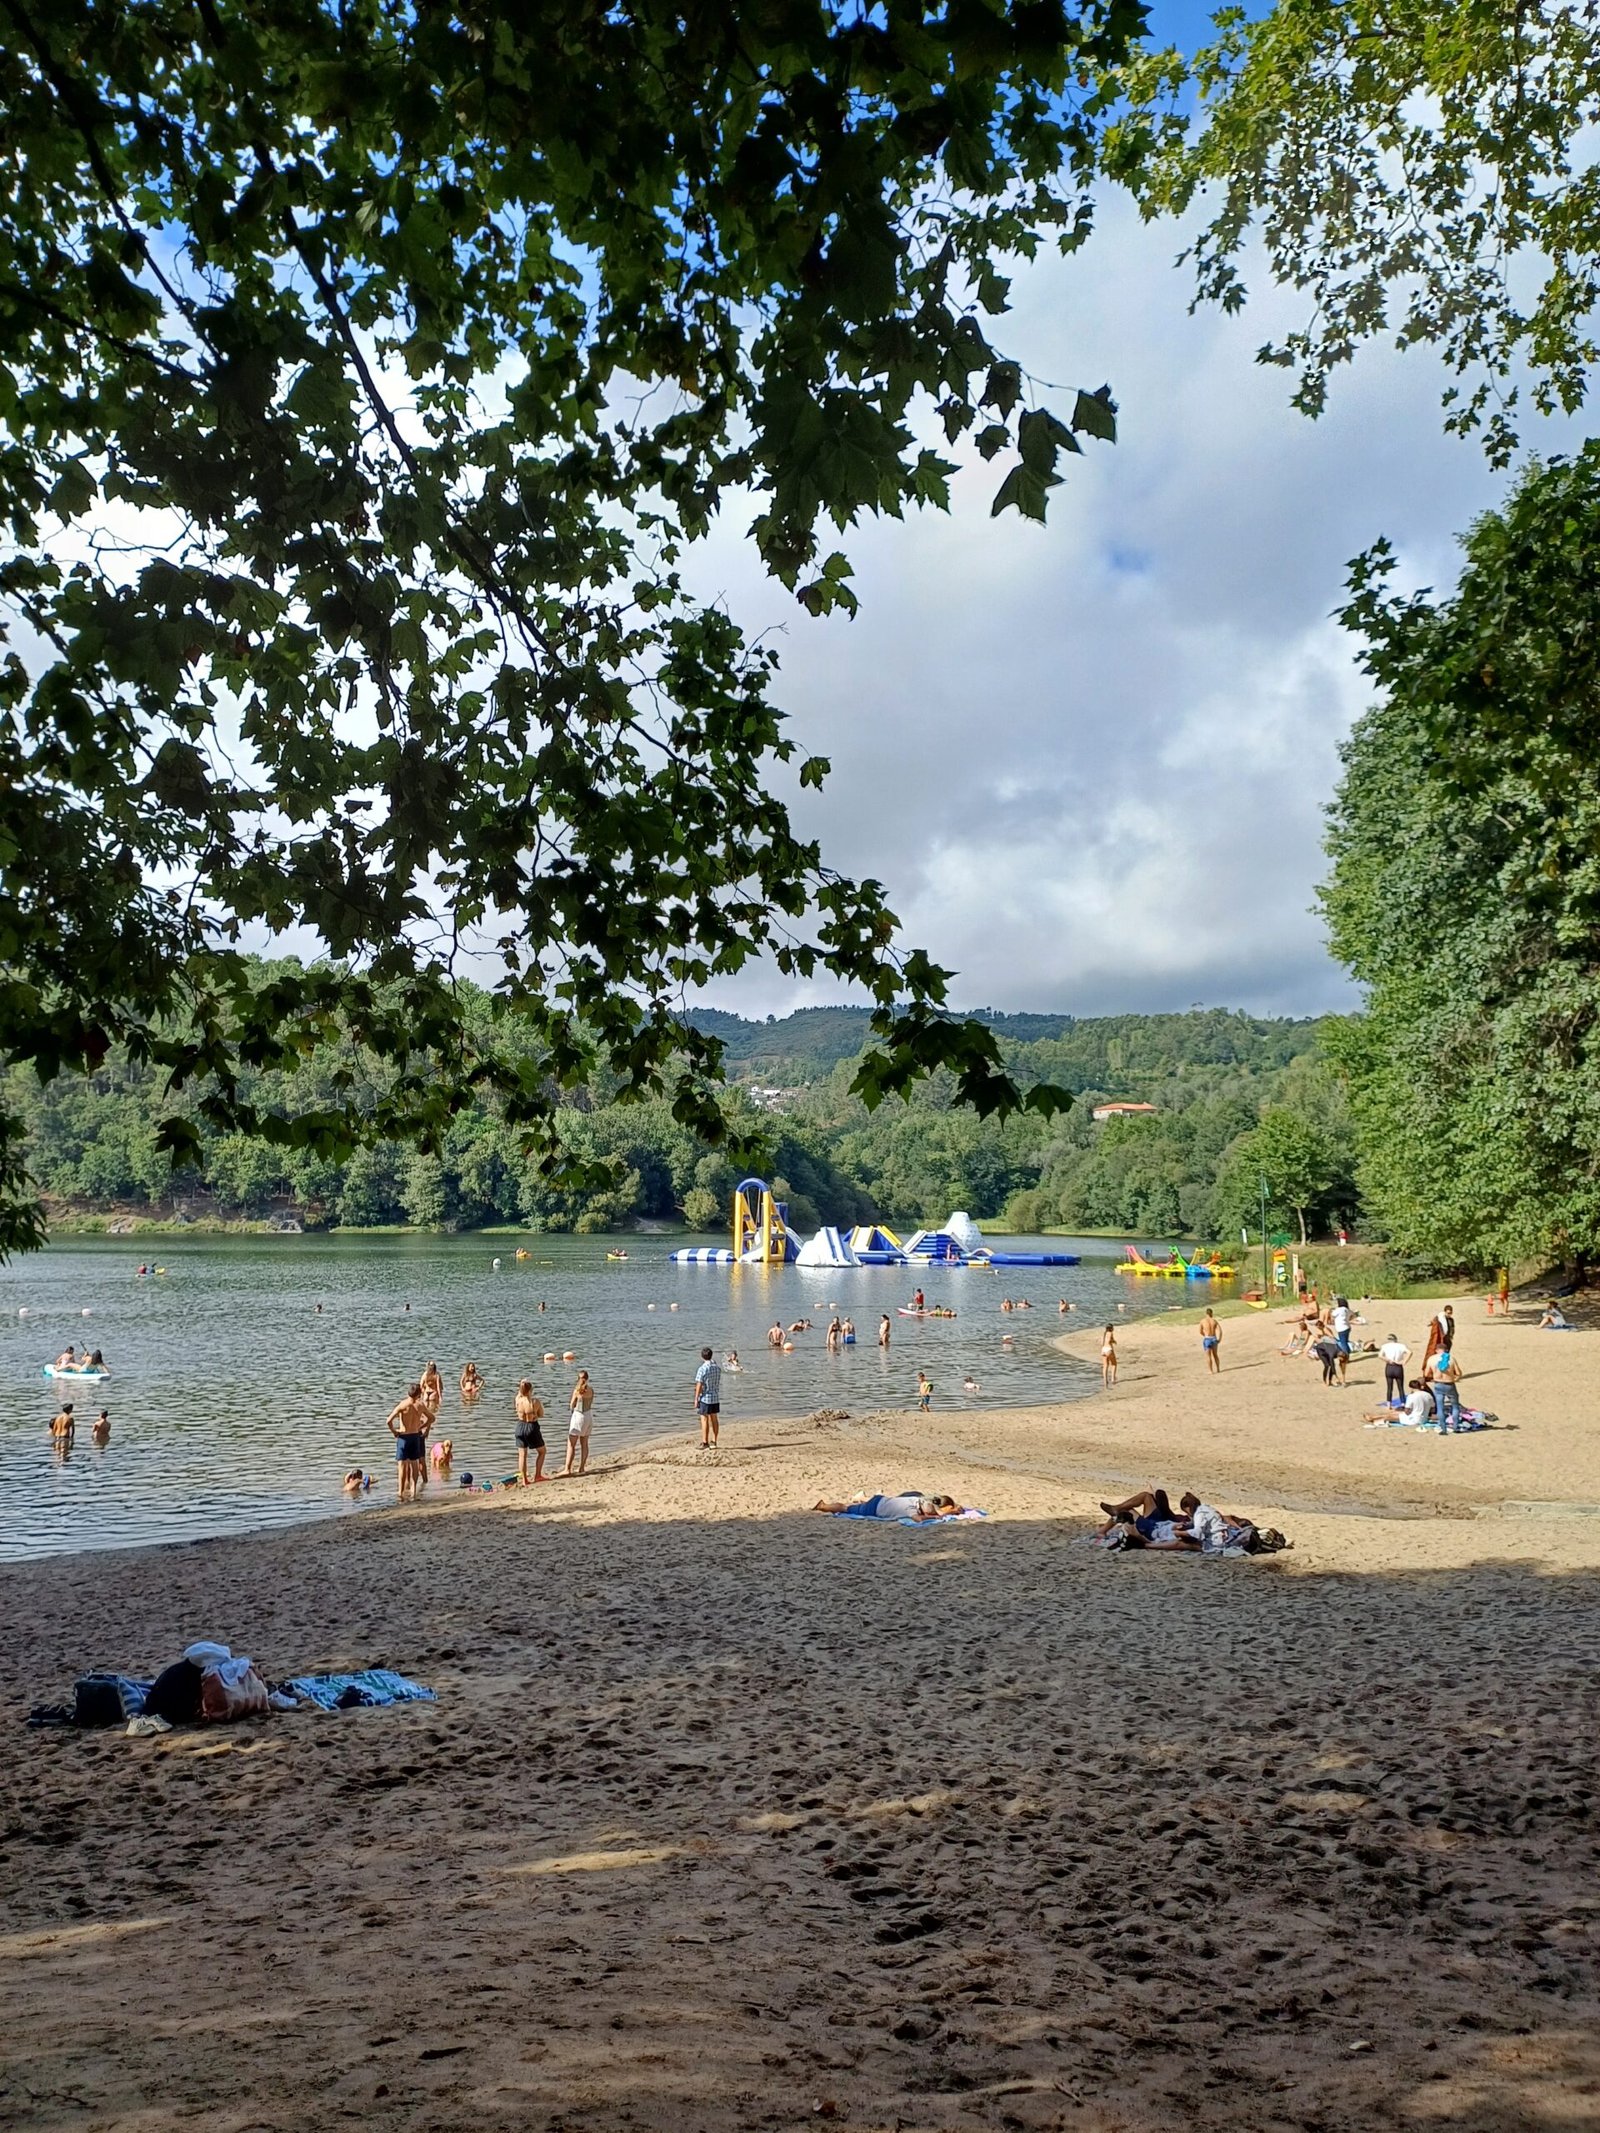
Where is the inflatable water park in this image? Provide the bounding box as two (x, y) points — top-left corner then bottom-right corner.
(1117, 1245), (1237, 1280)
(669, 1183), (1079, 1269)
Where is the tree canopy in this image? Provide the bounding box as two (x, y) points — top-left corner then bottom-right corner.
(0, 0), (1140, 1254)
(1113, 0), (1600, 461)
(1323, 443), (1600, 1272)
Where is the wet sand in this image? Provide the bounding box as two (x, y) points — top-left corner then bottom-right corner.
(3, 1298), (1599, 2130)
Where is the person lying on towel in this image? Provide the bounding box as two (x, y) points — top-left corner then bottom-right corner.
(813, 1492), (967, 1520)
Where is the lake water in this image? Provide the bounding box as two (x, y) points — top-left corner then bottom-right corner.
(0, 1234), (1230, 1561)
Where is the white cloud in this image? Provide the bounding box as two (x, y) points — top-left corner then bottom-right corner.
(684, 187), (1576, 1021)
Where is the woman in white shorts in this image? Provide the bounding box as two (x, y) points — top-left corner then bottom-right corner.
(565, 1369), (594, 1475)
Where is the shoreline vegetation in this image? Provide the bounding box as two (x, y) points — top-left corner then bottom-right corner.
(7, 1303), (1597, 2127)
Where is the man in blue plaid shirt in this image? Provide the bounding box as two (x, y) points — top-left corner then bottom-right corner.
(694, 1347), (722, 1449)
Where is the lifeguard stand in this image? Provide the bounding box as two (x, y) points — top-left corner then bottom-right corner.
(733, 1178), (795, 1265)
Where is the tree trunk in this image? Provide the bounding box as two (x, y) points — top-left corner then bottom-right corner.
(1297, 1209), (1308, 1245)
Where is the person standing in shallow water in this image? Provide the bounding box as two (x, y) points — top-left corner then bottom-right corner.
(878, 1314), (891, 1349)
(694, 1347), (722, 1449)
(514, 1378), (546, 1486)
(385, 1383), (431, 1502)
(565, 1369), (595, 1476)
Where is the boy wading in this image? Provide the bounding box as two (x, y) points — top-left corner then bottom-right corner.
(695, 1348), (722, 1448)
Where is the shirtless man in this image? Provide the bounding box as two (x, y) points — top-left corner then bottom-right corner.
(385, 1383), (432, 1502)
(49, 1401), (75, 1450)
(91, 1408), (111, 1445)
(767, 1321), (785, 1349)
(1199, 1308), (1222, 1374)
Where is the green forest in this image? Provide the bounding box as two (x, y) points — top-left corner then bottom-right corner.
(9, 997), (1358, 1247)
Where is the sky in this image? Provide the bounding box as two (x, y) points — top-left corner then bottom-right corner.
(681, 181), (1576, 1025)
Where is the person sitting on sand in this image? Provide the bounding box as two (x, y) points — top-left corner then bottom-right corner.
(91, 1408), (110, 1445)
(459, 1361), (483, 1398)
(343, 1469), (372, 1494)
(1539, 1302), (1573, 1329)
(1362, 1379), (1434, 1426)
(49, 1402), (75, 1448)
(1178, 1491), (1255, 1555)
(813, 1492), (965, 1520)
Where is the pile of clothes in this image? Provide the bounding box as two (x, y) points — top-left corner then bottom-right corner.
(26, 1641), (434, 1733)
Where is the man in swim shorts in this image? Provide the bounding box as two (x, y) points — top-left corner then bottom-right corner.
(385, 1383), (432, 1502)
(1199, 1308), (1222, 1374)
(49, 1401), (74, 1449)
(694, 1347), (722, 1448)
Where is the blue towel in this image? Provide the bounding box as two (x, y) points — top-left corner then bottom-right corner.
(280, 1668), (436, 1711)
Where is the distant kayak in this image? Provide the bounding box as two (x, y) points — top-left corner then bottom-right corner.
(42, 1365), (110, 1380)
(897, 1307), (956, 1318)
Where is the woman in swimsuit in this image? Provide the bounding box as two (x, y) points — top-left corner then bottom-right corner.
(459, 1361), (483, 1399)
(1101, 1326), (1118, 1388)
(515, 1377), (546, 1485)
(419, 1361), (444, 1412)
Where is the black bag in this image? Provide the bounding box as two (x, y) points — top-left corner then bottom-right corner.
(143, 1659), (204, 1726)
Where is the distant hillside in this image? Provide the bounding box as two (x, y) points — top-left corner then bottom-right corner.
(686, 1005), (1320, 1086)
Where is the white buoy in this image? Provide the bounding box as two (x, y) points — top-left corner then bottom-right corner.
(646, 1302), (656, 1310)
(562, 1350), (577, 1361)
(17, 1307), (27, 1317)
(543, 1352), (556, 1363)
(492, 1256), (502, 1268)
(81, 1308), (92, 1317)
(669, 1301), (679, 1311)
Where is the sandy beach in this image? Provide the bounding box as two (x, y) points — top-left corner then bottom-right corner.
(4, 1297), (1599, 2131)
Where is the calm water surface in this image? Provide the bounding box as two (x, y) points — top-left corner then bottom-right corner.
(0, 1234), (1229, 1561)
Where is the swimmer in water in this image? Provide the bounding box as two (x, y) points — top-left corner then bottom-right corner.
(724, 1350), (742, 1371)
(343, 1469), (372, 1494)
(49, 1402), (74, 1449)
(459, 1361), (483, 1398)
(91, 1408), (110, 1445)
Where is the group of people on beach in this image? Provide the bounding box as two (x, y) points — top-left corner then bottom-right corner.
(379, 1359), (599, 1500)
(1095, 1487), (1285, 1556)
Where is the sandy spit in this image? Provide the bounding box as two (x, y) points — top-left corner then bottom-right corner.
(2, 1297), (1599, 2131)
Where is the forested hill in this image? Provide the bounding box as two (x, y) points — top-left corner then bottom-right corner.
(689, 1005), (1319, 1086)
(11, 998), (1347, 1244)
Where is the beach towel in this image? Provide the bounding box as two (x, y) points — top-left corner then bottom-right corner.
(278, 1669), (436, 1711)
(893, 1507), (987, 1525)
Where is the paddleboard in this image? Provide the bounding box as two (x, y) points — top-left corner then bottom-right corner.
(42, 1365), (110, 1380)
